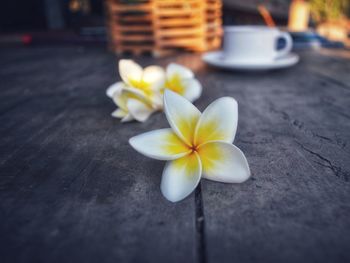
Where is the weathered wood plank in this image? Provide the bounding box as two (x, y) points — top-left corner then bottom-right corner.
(195, 51), (350, 263)
(1, 46), (349, 263)
(0, 47), (197, 263)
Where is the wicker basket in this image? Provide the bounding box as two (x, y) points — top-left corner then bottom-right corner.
(106, 0), (222, 56)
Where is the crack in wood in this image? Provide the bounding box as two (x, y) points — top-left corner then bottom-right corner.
(237, 139), (272, 145)
(195, 182), (207, 263)
(312, 72), (350, 91)
(269, 105), (348, 150)
(296, 141), (349, 182)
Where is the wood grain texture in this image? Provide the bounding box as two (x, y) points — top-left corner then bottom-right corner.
(0, 46), (349, 263)
(195, 50), (350, 263)
(0, 47), (196, 263)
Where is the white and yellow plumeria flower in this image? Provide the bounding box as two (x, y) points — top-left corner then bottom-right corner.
(107, 82), (155, 122)
(164, 63), (202, 103)
(119, 59), (165, 108)
(106, 59), (165, 122)
(129, 89), (250, 202)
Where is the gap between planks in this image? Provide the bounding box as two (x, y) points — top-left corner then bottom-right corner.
(195, 182), (207, 263)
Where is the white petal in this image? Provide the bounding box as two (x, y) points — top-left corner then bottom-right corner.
(122, 88), (151, 105)
(194, 97), (238, 145)
(167, 63), (194, 79)
(119, 59), (143, 85)
(197, 141), (250, 183)
(113, 88), (152, 112)
(112, 92), (127, 111)
(181, 78), (202, 102)
(143, 66), (165, 90)
(121, 84), (161, 110)
(150, 79), (166, 95)
(129, 128), (191, 160)
(111, 108), (127, 118)
(106, 82), (124, 98)
(163, 89), (201, 146)
(121, 114), (134, 122)
(127, 98), (155, 122)
(161, 152), (201, 202)
(150, 92), (163, 110)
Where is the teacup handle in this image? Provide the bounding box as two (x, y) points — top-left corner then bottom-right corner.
(276, 32), (292, 58)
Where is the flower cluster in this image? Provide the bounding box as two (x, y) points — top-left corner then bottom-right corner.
(107, 60), (202, 122)
(106, 60), (250, 202)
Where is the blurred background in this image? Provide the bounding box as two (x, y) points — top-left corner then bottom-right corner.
(1, 2), (350, 263)
(0, 0), (349, 55)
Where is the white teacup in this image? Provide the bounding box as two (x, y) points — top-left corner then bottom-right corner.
(223, 26), (293, 62)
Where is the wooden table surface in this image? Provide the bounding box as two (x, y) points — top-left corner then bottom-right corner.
(0, 46), (349, 263)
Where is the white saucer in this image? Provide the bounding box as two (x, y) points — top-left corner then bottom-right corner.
(202, 51), (299, 71)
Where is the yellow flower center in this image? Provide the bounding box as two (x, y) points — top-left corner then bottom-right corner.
(128, 78), (153, 99)
(128, 78), (150, 90)
(164, 131), (200, 155)
(165, 74), (184, 95)
(171, 139), (222, 174)
(189, 144), (199, 153)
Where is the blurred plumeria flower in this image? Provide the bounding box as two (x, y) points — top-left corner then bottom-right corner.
(106, 60), (202, 122)
(106, 60), (164, 122)
(129, 90), (250, 202)
(107, 82), (156, 122)
(163, 63), (202, 102)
